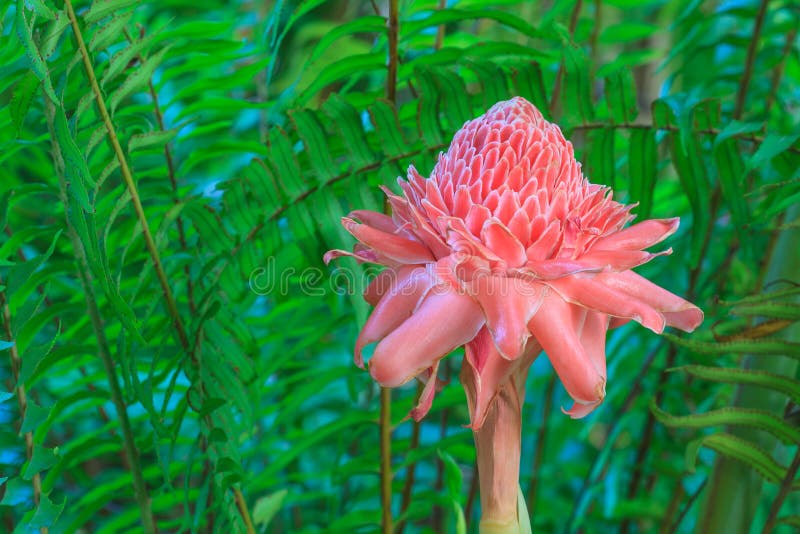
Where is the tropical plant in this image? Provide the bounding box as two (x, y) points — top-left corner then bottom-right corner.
(0, 0), (798, 533)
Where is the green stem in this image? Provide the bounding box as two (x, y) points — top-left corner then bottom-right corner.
(696, 204), (800, 533)
(396, 382), (423, 534)
(380, 386), (393, 534)
(44, 97), (157, 533)
(64, 0), (190, 351)
(380, 4), (398, 529)
(66, 7), (257, 530)
(549, 0), (583, 117)
(386, 0), (399, 103)
(525, 376), (555, 515)
(761, 446), (800, 534)
(733, 0), (769, 120)
(0, 278), (47, 534)
(467, 360), (532, 533)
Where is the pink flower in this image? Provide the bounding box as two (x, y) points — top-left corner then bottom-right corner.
(326, 97), (703, 529)
(324, 97), (703, 427)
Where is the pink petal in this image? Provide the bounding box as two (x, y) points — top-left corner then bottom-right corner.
(403, 203), (452, 258)
(443, 217), (502, 262)
(462, 328), (540, 429)
(547, 275), (667, 333)
(593, 218), (680, 250)
(578, 248), (672, 272)
(528, 292), (606, 413)
(323, 246), (396, 267)
(369, 289), (485, 387)
(481, 219), (527, 266)
(342, 217), (434, 264)
(512, 259), (601, 280)
(363, 269), (395, 306)
(470, 276), (544, 360)
(598, 271), (703, 332)
(563, 311), (609, 418)
(409, 362), (441, 421)
(355, 266), (436, 368)
(348, 210), (400, 234)
(527, 220), (563, 260)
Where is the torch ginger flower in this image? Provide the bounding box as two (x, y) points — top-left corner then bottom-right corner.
(324, 97), (702, 530)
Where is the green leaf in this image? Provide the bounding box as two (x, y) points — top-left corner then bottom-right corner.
(713, 137), (751, 252)
(747, 133), (800, 173)
(628, 128), (656, 218)
(587, 127), (615, 188)
(55, 109), (93, 211)
(88, 11), (134, 51)
(777, 516), (800, 528)
(560, 44), (594, 124)
(432, 69), (472, 131)
(253, 489), (288, 529)
(128, 128), (178, 154)
(6, 229), (61, 299)
(667, 128), (709, 267)
(322, 95), (374, 169)
(291, 108), (336, 183)
(651, 403), (800, 445)
(511, 62), (549, 118)
(19, 327), (60, 386)
(731, 302), (800, 320)
(686, 433), (786, 484)
(20, 400), (50, 434)
(368, 100), (407, 156)
(466, 60), (507, 111)
(85, 0), (140, 24)
(101, 29), (162, 87)
(298, 53), (385, 105)
(109, 45), (171, 113)
(15, 0), (58, 103)
(403, 8), (542, 41)
(39, 9), (70, 60)
(714, 120), (762, 146)
(600, 23), (659, 43)
(23, 445), (59, 480)
(605, 68), (637, 124)
(664, 333), (800, 357)
(0, 477), (32, 508)
(415, 67), (445, 146)
(307, 15), (384, 63)
(437, 449), (463, 500)
(10, 72), (39, 135)
(26, 0), (57, 20)
(673, 365), (800, 405)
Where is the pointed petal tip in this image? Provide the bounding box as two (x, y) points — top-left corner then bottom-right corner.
(562, 381), (605, 419)
(668, 305), (704, 333)
(562, 400), (601, 419)
(323, 249), (344, 265)
(353, 350), (365, 369)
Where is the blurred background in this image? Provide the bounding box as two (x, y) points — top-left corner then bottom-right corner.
(1, 0), (799, 532)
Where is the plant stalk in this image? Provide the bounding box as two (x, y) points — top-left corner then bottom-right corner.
(64, 0), (189, 351)
(696, 205), (800, 533)
(466, 360), (532, 533)
(0, 279), (47, 534)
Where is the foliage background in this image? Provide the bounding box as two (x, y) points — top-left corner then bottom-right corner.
(1, 0), (799, 532)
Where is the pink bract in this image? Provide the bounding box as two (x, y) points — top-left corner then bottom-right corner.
(324, 97), (703, 428)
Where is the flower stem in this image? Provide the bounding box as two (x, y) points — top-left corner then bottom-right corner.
(473, 373), (528, 533)
(380, 386), (393, 533)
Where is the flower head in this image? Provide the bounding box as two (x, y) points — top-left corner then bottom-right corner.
(325, 97), (702, 427)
